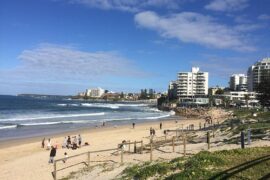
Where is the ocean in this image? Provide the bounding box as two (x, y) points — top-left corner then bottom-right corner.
(0, 95), (175, 140)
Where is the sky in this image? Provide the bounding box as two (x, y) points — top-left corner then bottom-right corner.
(0, 0), (270, 95)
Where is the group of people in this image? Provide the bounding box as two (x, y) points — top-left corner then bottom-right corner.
(42, 134), (83, 164)
(62, 134), (82, 150)
(41, 138), (54, 150)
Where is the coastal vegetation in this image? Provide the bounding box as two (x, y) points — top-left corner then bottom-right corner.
(120, 147), (270, 180)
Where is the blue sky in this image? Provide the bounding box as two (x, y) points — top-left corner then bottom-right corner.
(0, 0), (270, 95)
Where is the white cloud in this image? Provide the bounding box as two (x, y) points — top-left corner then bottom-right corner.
(0, 43), (145, 83)
(67, 0), (183, 12)
(205, 0), (249, 12)
(234, 23), (263, 32)
(134, 11), (255, 51)
(258, 14), (270, 21)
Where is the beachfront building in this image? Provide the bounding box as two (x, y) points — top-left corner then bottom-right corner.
(248, 57), (270, 91)
(229, 74), (247, 91)
(85, 87), (105, 98)
(223, 91), (259, 107)
(177, 67), (208, 97)
(168, 81), (178, 100)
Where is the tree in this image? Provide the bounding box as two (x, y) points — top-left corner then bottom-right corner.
(244, 94), (250, 109)
(256, 69), (270, 108)
(215, 88), (224, 95)
(223, 96), (230, 108)
(120, 92), (124, 99)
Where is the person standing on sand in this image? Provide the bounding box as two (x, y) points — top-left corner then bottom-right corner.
(67, 136), (71, 148)
(62, 137), (67, 148)
(132, 122), (135, 129)
(78, 134), (82, 147)
(41, 138), (45, 148)
(49, 146), (57, 163)
(153, 129), (156, 136)
(160, 122), (162, 130)
(47, 138), (51, 150)
(62, 152), (68, 163)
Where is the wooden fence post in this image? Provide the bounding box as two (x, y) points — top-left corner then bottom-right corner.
(128, 141), (131, 153)
(141, 141), (143, 154)
(87, 152), (90, 168)
(53, 161), (57, 180)
(134, 141), (137, 153)
(183, 135), (186, 157)
(172, 136), (175, 152)
(121, 148), (124, 164)
(247, 128), (251, 145)
(241, 131), (245, 149)
(207, 131), (210, 150)
(150, 142), (153, 162)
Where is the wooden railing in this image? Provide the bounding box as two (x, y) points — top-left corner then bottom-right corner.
(53, 148), (119, 180)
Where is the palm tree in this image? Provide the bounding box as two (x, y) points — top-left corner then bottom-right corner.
(223, 96), (230, 108)
(244, 94), (250, 109)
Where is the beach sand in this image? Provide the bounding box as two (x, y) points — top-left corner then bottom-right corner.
(1, 108), (261, 180)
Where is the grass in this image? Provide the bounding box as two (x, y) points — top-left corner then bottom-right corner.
(120, 147), (270, 180)
(232, 109), (270, 121)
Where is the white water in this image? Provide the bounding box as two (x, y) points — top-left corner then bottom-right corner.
(0, 112), (105, 122)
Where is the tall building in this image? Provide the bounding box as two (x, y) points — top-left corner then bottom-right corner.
(229, 74), (247, 91)
(248, 58), (270, 91)
(85, 87), (105, 98)
(177, 67), (208, 97)
(168, 81), (178, 99)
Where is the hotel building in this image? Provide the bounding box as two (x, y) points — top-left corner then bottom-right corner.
(248, 58), (270, 91)
(177, 67), (208, 97)
(229, 74), (247, 91)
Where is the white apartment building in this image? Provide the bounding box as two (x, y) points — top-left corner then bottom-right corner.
(248, 57), (270, 91)
(177, 67), (208, 97)
(229, 74), (247, 91)
(224, 91), (257, 101)
(85, 87), (105, 98)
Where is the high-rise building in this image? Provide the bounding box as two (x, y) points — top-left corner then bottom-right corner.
(229, 74), (247, 91)
(248, 58), (270, 91)
(85, 87), (105, 98)
(177, 67), (208, 97)
(168, 81), (178, 99)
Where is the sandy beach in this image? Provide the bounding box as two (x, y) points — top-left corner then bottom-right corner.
(1, 108), (265, 180)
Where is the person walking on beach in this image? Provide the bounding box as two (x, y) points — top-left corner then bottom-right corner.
(160, 122), (163, 130)
(132, 122), (135, 129)
(49, 146), (57, 163)
(41, 138), (45, 148)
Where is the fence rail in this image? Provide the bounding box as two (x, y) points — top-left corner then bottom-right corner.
(51, 124), (270, 180)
